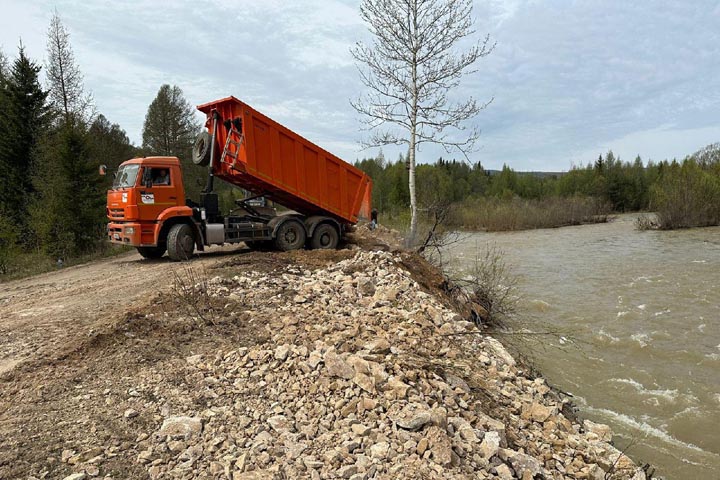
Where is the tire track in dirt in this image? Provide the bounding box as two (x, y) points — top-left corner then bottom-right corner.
(0, 246), (248, 375)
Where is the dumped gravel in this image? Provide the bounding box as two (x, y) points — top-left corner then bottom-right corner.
(3, 248), (646, 480)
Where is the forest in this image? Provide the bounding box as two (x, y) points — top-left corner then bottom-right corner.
(355, 145), (720, 232)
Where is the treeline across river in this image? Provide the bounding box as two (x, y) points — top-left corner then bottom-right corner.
(355, 144), (720, 232)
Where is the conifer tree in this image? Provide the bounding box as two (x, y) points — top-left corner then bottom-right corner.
(46, 11), (94, 124)
(142, 84), (203, 198)
(0, 45), (51, 236)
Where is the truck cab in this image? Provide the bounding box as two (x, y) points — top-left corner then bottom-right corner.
(107, 157), (199, 259)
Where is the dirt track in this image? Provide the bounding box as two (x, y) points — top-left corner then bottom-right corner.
(0, 245), (250, 376)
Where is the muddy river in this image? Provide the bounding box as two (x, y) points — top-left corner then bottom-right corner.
(447, 214), (720, 479)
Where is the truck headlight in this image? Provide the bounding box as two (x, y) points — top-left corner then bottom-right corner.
(124, 227), (135, 235)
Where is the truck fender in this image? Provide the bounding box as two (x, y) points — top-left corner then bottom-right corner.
(268, 214), (307, 238)
(157, 215), (206, 252)
(304, 216), (341, 238)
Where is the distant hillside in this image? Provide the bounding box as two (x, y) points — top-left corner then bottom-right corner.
(486, 169), (565, 178)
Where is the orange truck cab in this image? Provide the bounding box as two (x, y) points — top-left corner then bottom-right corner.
(106, 157), (203, 259)
(106, 96), (372, 261)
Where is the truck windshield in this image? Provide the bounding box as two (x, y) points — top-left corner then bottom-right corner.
(113, 164), (140, 189)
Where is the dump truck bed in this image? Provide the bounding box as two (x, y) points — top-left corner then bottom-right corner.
(197, 97), (372, 225)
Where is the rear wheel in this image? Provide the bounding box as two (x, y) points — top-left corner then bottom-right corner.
(137, 246), (166, 259)
(274, 220), (306, 251)
(167, 224), (195, 261)
(310, 223), (339, 250)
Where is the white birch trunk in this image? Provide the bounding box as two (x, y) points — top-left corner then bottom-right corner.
(409, 126), (417, 245)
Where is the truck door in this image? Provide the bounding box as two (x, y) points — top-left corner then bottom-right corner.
(138, 166), (181, 220)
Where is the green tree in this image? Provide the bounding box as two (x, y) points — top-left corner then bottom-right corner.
(0, 45), (51, 237)
(87, 114), (137, 179)
(142, 84), (197, 156)
(142, 84), (203, 198)
(31, 126), (106, 257)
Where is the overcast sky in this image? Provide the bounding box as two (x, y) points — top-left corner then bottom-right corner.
(2, 0), (719, 171)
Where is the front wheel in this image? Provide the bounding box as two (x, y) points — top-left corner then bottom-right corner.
(167, 224), (195, 261)
(310, 224), (339, 250)
(274, 220), (306, 251)
(137, 246), (166, 259)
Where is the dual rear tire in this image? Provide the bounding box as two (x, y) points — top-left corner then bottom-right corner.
(274, 220), (306, 251)
(272, 220), (339, 251)
(310, 223), (339, 250)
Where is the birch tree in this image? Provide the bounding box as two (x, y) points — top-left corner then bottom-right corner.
(46, 11), (94, 124)
(352, 0), (494, 243)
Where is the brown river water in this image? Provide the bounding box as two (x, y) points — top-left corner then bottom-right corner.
(446, 214), (720, 479)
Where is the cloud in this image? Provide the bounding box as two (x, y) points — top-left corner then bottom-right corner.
(1, 0), (719, 170)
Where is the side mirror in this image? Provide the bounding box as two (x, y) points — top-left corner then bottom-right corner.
(99, 165), (107, 176)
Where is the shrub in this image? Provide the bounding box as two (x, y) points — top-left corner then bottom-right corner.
(450, 196), (611, 231)
(651, 160), (720, 229)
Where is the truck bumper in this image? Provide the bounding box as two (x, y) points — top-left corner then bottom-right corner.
(107, 222), (158, 247)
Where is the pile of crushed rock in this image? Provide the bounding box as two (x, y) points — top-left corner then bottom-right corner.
(59, 250), (647, 480)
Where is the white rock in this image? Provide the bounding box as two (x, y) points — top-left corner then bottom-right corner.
(63, 474), (87, 480)
(369, 441), (390, 459)
(479, 431), (501, 459)
(157, 416), (203, 438)
(274, 344), (290, 361)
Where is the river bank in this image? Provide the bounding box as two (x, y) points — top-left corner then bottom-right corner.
(0, 232), (649, 479)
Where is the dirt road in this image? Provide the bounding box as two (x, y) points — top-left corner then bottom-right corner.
(0, 245), (248, 375)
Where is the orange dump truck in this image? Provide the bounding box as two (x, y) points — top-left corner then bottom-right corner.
(106, 96), (372, 260)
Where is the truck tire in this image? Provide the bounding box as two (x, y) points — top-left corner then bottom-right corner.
(137, 246), (166, 259)
(274, 220), (306, 251)
(167, 224), (195, 261)
(310, 223), (339, 250)
(192, 131), (211, 166)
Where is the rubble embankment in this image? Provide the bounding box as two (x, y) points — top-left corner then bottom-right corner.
(88, 250), (645, 479)
(3, 246), (648, 479)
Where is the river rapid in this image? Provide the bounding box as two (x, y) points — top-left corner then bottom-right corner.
(446, 214), (720, 479)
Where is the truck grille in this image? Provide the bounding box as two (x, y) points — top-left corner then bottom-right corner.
(109, 208), (125, 220)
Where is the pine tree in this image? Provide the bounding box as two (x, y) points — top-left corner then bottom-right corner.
(31, 126), (106, 257)
(142, 84), (203, 198)
(88, 114), (136, 170)
(46, 12), (94, 125)
(142, 84), (198, 156)
(0, 45), (51, 236)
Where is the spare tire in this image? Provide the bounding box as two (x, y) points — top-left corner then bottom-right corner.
(192, 131), (211, 166)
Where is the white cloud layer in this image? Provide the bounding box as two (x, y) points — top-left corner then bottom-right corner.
(1, 0), (719, 170)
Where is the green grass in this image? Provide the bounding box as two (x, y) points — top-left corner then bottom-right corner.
(0, 244), (134, 283)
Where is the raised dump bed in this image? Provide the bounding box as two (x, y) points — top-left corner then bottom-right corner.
(196, 96), (372, 224)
